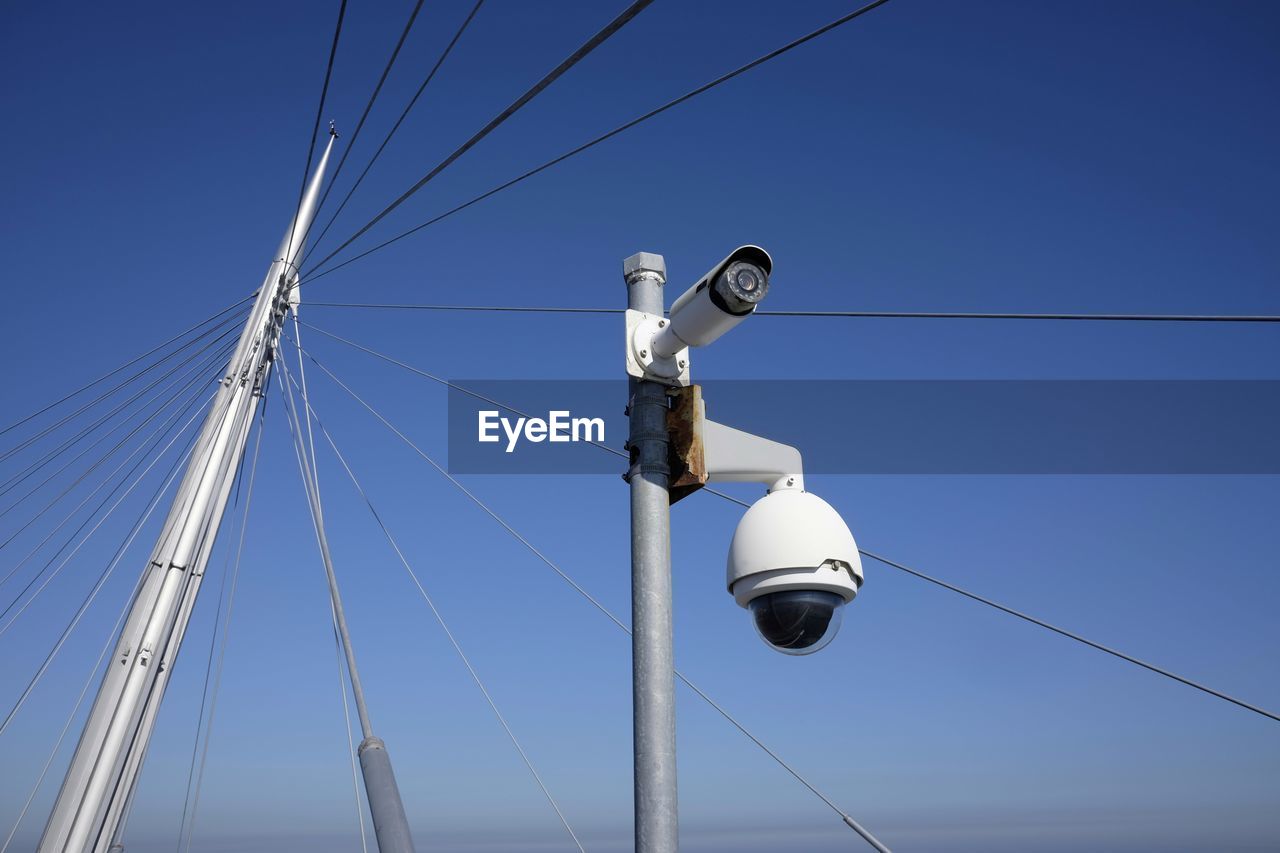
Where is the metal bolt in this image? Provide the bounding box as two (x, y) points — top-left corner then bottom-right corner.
(640, 349), (648, 358)
(678, 359), (686, 368)
(658, 319), (666, 327)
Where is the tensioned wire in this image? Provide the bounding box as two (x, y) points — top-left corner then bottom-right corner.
(0, 334), (238, 568)
(296, 0), (896, 285)
(302, 302), (1280, 323)
(300, 0), (428, 260)
(0, 354), (231, 634)
(279, 356), (589, 853)
(178, 406), (266, 853)
(287, 340), (889, 850)
(0, 390), (213, 739)
(281, 0), (348, 275)
(0, 341), (235, 625)
(0, 307), (247, 469)
(0, 295), (251, 442)
(0, 321), (244, 502)
(276, 330), (371, 853)
(295, 322), (1280, 726)
(299, 0), (487, 269)
(0, 488), (167, 853)
(173, 407), (254, 851)
(302, 0), (658, 278)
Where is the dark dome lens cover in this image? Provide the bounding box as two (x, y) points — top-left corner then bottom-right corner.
(749, 590), (844, 655)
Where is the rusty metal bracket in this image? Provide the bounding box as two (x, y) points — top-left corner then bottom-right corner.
(666, 384), (707, 504)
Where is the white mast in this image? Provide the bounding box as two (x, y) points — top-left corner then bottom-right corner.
(39, 135), (336, 853)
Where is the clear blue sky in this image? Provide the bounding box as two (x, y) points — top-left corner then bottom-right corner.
(2, 1), (1278, 851)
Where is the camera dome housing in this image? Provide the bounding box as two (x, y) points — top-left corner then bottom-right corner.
(726, 490), (862, 655)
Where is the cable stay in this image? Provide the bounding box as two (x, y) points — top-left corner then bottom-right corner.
(301, 0), (487, 269)
(296, 319), (626, 465)
(305, 0), (427, 247)
(327, 612), (372, 853)
(298, 325), (1280, 726)
(297, 0), (895, 285)
(304, 0), (657, 278)
(0, 322), (243, 502)
(278, 359), (589, 853)
(0, 341), (223, 527)
(177, 408), (266, 853)
(277, 323), (414, 853)
(288, 342), (887, 849)
(1, 532), (153, 853)
(302, 302), (1280, 323)
(0, 382), (222, 635)
(0, 296), (251, 442)
(277, 346), (373, 853)
(282, 0), (348, 273)
(0, 341), (231, 598)
(173, 413), (251, 850)
(0, 338), (235, 562)
(0, 392), (211, 739)
(0, 310), (245, 469)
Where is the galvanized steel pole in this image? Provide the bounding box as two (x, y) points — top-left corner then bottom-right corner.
(624, 252), (679, 853)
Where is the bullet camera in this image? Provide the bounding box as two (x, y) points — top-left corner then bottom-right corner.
(651, 245), (772, 359)
(726, 490), (863, 655)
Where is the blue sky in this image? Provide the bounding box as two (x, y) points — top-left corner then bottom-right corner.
(1, 1), (1278, 850)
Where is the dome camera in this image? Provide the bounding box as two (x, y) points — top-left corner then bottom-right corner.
(726, 490), (863, 655)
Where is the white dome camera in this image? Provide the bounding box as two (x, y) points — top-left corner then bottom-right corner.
(726, 490), (863, 655)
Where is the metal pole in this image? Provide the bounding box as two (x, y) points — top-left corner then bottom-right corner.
(624, 252), (679, 853)
(39, 135), (337, 853)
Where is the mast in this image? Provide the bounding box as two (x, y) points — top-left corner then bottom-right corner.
(39, 135), (337, 853)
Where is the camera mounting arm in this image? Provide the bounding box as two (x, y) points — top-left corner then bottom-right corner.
(704, 418), (804, 493)
(665, 386), (804, 499)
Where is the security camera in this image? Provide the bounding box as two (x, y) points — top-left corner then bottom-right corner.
(726, 489), (863, 655)
(651, 245), (772, 359)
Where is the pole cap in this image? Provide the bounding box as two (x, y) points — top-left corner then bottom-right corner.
(623, 252), (666, 285)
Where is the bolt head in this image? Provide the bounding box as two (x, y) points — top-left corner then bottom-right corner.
(623, 252), (667, 284)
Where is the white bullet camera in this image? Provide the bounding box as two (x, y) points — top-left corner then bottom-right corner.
(727, 490), (863, 655)
(652, 245), (772, 358)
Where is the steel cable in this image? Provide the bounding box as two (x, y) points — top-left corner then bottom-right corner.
(0, 322), (243, 501)
(0, 341), (233, 609)
(0, 394), (211, 738)
(300, 0), (487, 268)
(303, 0), (656, 277)
(302, 302), (1280, 323)
(299, 0), (894, 284)
(293, 342), (887, 849)
(178, 407), (266, 853)
(278, 359), (588, 853)
(0, 296), (251, 441)
(302, 324), (1280, 726)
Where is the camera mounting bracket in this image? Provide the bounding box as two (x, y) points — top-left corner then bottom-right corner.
(665, 386), (805, 495)
(625, 309), (691, 387)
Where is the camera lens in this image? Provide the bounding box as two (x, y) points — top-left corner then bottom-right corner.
(714, 261), (770, 313)
(749, 590), (844, 655)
